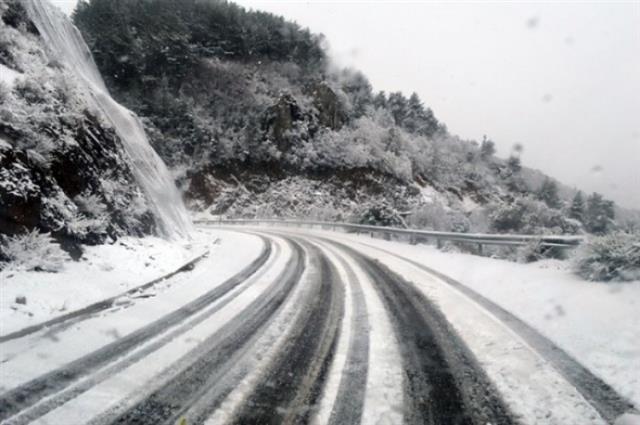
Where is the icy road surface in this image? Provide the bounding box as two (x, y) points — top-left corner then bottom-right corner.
(0, 227), (638, 425)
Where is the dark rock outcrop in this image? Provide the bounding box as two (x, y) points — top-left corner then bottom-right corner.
(309, 82), (346, 130)
(262, 94), (304, 151)
(0, 113), (156, 247)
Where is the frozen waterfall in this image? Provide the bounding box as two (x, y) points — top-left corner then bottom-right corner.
(23, 0), (194, 239)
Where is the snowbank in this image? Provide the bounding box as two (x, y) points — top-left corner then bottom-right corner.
(0, 230), (213, 336)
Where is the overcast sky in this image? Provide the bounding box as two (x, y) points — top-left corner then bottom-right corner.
(55, 0), (640, 209)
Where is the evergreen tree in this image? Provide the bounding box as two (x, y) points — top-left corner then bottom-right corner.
(568, 191), (585, 222)
(402, 93), (423, 133)
(585, 192), (616, 234)
(507, 155), (522, 174)
(537, 178), (561, 209)
(387, 91), (408, 125)
(373, 91), (387, 109)
(402, 92), (440, 137)
(480, 135), (496, 159)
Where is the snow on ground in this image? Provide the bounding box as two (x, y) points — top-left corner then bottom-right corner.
(23, 233), (278, 423)
(289, 228), (640, 407)
(0, 63), (22, 86)
(0, 230), (213, 337)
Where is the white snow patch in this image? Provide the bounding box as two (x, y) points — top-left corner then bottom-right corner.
(0, 138), (12, 150)
(420, 185), (440, 204)
(0, 230), (212, 337)
(461, 195), (480, 212)
(0, 229), (262, 393)
(0, 63), (22, 86)
(615, 413), (640, 425)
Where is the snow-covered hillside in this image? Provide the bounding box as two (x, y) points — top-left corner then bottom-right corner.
(71, 0), (636, 244)
(1, 0), (192, 265)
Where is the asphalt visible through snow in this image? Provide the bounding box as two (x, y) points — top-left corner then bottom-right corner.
(0, 227), (636, 425)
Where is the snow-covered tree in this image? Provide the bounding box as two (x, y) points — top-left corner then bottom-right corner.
(568, 191), (586, 222)
(387, 91), (408, 125)
(507, 155), (522, 174)
(480, 136), (496, 160)
(585, 193), (615, 234)
(537, 178), (561, 209)
(402, 92), (440, 137)
(373, 91), (387, 109)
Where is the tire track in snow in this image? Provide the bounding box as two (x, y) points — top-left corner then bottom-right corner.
(100, 238), (307, 425)
(227, 240), (344, 425)
(349, 238), (637, 423)
(0, 236), (272, 423)
(241, 230), (402, 425)
(182, 238), (332, 425)
(308, 241), (369, 425)
(7, 225), (632, 424)
(316, 237), (515, 425)
(3, 240), (285, 425)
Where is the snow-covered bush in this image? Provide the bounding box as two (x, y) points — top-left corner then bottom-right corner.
(74, 193), (108, 217)
(0, 230), (68, 272)
(516, 240), (564, 263)
(489, 197), (581, 235)
(357, 202), (406, 227)
(573, 233), (640, 282)
(13, 75), (48, 104)
(66, 211), (108, 240)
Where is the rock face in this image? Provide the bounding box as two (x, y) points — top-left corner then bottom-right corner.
(262, 94), (305, 151)
(260, 83), (346, 153)
(0, 111), (156, 246)
(0, 143), (43, 236)
(0, 0), (156, 251)
(310, 82), (346, 130)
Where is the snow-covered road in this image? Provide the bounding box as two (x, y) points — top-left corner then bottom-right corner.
(0, 227), (638, 425)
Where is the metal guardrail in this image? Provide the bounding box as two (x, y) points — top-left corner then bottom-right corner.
(196, 218), (584, 250)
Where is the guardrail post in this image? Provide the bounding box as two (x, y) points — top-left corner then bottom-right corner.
(478, 243), (484, 255)
(436, 238), (443, 249)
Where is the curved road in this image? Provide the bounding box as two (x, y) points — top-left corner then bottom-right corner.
(0, 227), (636, 425)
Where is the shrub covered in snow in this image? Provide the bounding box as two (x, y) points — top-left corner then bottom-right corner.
(488, 197), (581, 235)
(573, 233), (640, 282)
(0, 229), (68, 272)
(66, 211), (108, 241)
(357, 202), (406, 227)
(516, 240), (565, 263)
